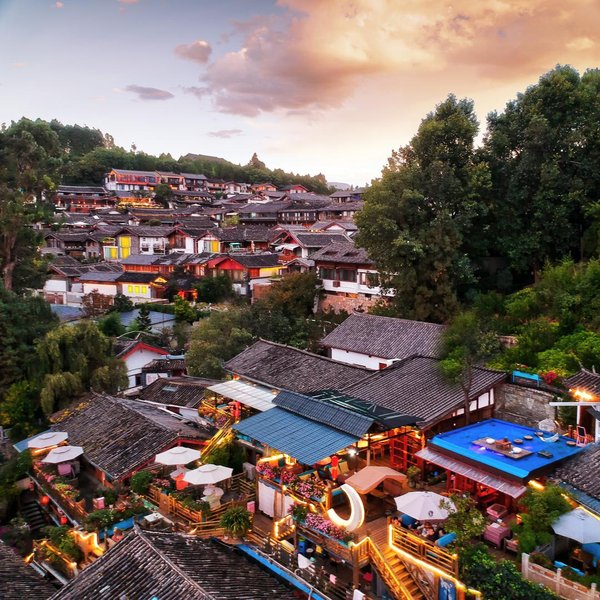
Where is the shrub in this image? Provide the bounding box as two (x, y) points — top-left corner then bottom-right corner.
(44, 526), (83, 562)
(220, 506), (252, 538)
(130, 471), (153, 495)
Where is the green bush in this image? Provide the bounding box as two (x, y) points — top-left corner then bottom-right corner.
(220, 506), (252, 538)
(44, 526), (83, 562)
(84, 509), (117, 531)
(130, 471), (153, 495)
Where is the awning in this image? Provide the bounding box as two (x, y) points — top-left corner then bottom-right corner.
(207, 380), (276, 412)
(346, 466), (406, 495)
(234, 407), (359, 465)
(416, 447), (527, 498)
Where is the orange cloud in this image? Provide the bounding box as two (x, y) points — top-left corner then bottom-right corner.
(175, 40), (212, 64)
(198, 0), (600, 115)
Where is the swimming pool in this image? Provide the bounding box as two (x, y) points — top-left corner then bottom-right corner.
(430, 418), (587, 480)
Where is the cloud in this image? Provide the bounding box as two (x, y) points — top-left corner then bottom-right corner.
(196, 0), (600, 116)
(124, 85), (174, 101)
(175, 40), (212, 64)
(119, 0), (140, 3)
(208, 129), (243, 139)
(54, 1), (64, 7)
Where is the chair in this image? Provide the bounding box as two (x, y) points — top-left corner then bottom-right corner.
(57, 463), (74, 477)
(436, 532), (457, 548)
(576, 426), (588, 447)
(401, 514), (417, 529)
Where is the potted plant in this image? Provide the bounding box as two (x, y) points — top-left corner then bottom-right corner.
(407, 466), (421, 488)
(289, 503), (309, 523)
(219, 506), (252, 542)
(130, 471), (153, 495)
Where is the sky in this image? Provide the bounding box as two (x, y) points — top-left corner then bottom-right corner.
(0, 0), (599, 186)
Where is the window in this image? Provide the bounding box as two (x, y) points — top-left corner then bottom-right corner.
(128, 285), (133, 293)
(134, 285), (140, 294)
(141, 286), (147, 294)
(339, 269), (357, 282)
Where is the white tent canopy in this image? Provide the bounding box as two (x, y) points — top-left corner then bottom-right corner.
(346, 466), (406, 495)
(394, 491), (455, 521)
(42, 445), (84, 464)
(552, 508), (600, 544)
(207, 380), (276, 412)
(183, 464), (233, 485)
(28, 432), (68, 449)
(155, 447), (201, 466)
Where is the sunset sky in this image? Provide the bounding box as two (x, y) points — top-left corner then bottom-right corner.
(1, 0), (599, 185)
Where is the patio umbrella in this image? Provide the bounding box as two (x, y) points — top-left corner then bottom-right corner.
(28, 431), (68, 449)
(552, 508), (600, 544)
(183, 464), (233, 486)
(42, 445), (84, 464)
(394, 491), (455, 521)
(155, 447), (201, 466)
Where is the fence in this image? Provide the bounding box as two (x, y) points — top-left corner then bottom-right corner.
(522, 554), (600, 600)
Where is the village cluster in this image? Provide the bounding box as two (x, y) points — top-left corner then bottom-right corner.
(4, 169), (600, 600)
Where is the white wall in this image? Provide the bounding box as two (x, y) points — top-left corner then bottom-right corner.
(125, 348), (166, 388)
(45, 279), (68, 293)
(330, 348), (390, 370)
(82, 283), (118, 296)
(185, 238), (195, 253)
(119, 283), (153, 300)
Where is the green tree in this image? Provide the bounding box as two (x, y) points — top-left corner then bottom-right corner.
(186, 309), (253, 378)
(194, 275), (233, 303)
(0, 119), (62, 290)
(134, 304), (152, 332)
(0, 381), (42, 440)
(441, 493), (486, 548)
(483, 66), (600, 281)
(152, 183), (174, 209)
(439, 311), (500, 424)
(174, 296), (198, 323)
(98, 311), (126, 337)
(356, 95), (489, 321)
(110, 293), (134, 313)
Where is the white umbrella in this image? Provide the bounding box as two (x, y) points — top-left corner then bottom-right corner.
(552, 508), (600, 544)
(28, 432), (68, 449)
(42, 445), (84, 464)
(184, 464), (233, 485)
(394, 491), (455, 521)
(155, 447), (201, 466)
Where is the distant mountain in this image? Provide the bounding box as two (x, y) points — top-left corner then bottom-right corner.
(181, 153), (230, 164)
(327, 181), (351, 190)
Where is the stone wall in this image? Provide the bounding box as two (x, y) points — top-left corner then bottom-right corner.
(318, 292), (382, 314)
(494, 382), (558, 428)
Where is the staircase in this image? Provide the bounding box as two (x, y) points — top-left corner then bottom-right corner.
(201, 419), (234, 460)
(20, 495), (48, 535)
(369, 526), (427, 600)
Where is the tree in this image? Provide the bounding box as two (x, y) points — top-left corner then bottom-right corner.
(110, 293), (134, 313)
(356, 95), (488, 321)
(174, 296), (198, 324)
(194, 275), (233, 303)
(247, 152), (266, 170)
(98, 311), (126, 337)
(134, 304), (152, 332)
(186, 309), (253, 378)
(152, 183), (174, 209)
(439, 311), (500, 424)
(482, 66), (600, 282)
(0, 381), (42, 441)
(0, 119), (62, 290)
(442, 493), (486, 548)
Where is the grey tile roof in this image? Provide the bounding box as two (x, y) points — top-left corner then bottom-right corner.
(311, 241), (374, 265)
(564, 369), (600, 396)
(142, 358), (187, 373)
(57, 185), (108, 195)
(321, 313), (445, 359)
(215, 225), (275, 242)
(274, 390), (374, 436)
(116, 271), (159, 284)
(293, 232), (351, 248)
(51, 393), (210, 481)
(555, 444), (600, 502)
(342, 356), (506, 428)
(51, 529), (293, 600)
(78, 271), (122, 282)
(224, 340), (370, 393)
(229, 253), (280, 268)
(139, 376), (219, 408)
(0, 541), (55, 600)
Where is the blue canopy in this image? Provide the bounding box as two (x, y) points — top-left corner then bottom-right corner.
(234, 407), (359, 465)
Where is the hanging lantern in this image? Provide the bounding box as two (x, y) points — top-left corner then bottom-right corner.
(60, 515), (68, 525)
(330, 455), (339, 481)
(40, 495), (51, 505)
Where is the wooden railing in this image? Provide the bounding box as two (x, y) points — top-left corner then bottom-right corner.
(33, 540), (78, 580)
(390, 523), (459, 578)
(403, 559), (435, 599)
(296, 523), (354, 564)
(32, 466), (88, 524)
(364, 537), (414, 600)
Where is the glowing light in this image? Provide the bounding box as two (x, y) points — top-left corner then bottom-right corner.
(528, 480), (545, 491)
(326, 484), (365, 532)
(347, 448), (357, 457)
(573, 389), (595, 402)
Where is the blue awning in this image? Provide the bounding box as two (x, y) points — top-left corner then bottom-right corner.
(233, 407), (359, 465)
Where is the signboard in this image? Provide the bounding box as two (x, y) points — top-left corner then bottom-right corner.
(439, 577), (457, 600)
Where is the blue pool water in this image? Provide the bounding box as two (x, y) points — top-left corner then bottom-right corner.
(430, 418), (586, 480)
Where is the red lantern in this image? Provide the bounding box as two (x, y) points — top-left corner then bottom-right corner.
(60, 515), (68, 525)
(41, 495), (50, 506)
(330, 455), (339, 481)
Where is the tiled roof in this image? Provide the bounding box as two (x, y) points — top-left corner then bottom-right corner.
(293, 232), (351, 248)
(321, 313), (445, 359)
(555, 444), (600, 502)
(78, 271), (122, 282)
(0, 541), (55, 600)
(564, 369), (600, 396)
(57, 185), (107, 195)
(216, 225), (275, 242)
(142, 358), (186, 372)
(237, 201), (291, 214)
(50, 529), (292, 600)
(273, 390), (374, 437)
(116, 271), (158, 284)
(342, 356), (506, 428)
(51, 393), (210, 481)
(311, 241), (373, 265)
(224, 340), (370, 394)
(139, 376), (219, 408)
(228, 253), (280, 268)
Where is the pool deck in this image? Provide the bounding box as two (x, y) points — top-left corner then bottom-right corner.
(430, 418), (587, 481)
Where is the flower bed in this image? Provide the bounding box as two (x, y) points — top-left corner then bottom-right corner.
(257, 463), (326, 501)
(304, 513), (354, 544)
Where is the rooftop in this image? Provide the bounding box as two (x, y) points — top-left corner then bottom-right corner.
(139, 376), (219, 408)
(0, 540), (55, 600)
(555, 443), (600, 503)
(224, 339), (370, 394)
(311, 241), (373, 265)
(430, 418), (586, 481)
(342, 356), (506, 428)
(50, 528), (292, 600)
(564, 369), (600, 397)
(51, 393), (210, 481)
(321, 312), (445, 359)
